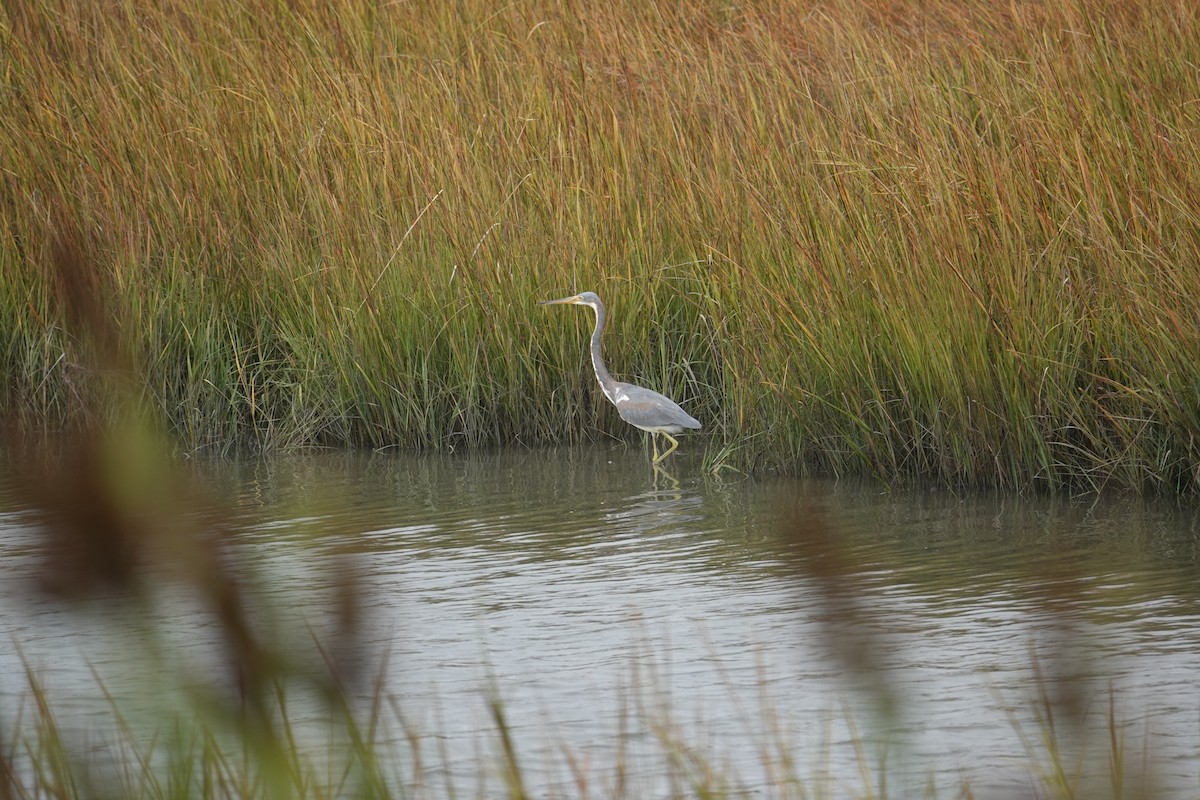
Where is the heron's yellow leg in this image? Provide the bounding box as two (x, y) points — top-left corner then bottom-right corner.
(650, 434), (659, 461)
(651, 433), (680, 464)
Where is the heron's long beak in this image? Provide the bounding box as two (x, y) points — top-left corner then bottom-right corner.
(537, 295), (581, 306)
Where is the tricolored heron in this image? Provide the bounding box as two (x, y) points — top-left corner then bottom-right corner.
(538, 292), (701, 463)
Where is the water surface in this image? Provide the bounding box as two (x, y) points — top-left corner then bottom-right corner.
(3, 446), (1199, 797)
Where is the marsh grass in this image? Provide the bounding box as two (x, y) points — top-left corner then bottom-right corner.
(3, 0), (1200, 491)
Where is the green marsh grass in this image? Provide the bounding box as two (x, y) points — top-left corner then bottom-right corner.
(3, 0), (1200, 491)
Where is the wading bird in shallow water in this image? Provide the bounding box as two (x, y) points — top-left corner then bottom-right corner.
(538, 292), (701, 464)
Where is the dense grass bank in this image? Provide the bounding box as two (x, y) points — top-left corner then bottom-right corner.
(3, 0), (1199, 491)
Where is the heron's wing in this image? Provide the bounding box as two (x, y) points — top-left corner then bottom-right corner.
(611, 383), (702, 430)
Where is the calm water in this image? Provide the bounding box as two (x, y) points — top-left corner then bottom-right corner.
(3, 446), (1200, 797)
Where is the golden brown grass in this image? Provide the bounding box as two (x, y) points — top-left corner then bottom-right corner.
(2, 0), (1199, 491)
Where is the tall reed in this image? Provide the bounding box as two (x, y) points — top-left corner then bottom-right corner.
(2, 0), (1198, 491)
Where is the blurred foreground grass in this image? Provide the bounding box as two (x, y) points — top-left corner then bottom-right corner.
(2, 0), (1199, 488)
(2, 644), (1165, 799)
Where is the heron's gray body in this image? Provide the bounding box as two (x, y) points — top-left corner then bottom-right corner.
(602, 381), (701, 436)
(538, 291), (700, 463)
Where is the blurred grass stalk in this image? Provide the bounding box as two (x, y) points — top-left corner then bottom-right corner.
(2, 639), (1165, 799)
(3, 0), (1199, 492)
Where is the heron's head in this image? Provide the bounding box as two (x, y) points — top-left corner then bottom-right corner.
(537, 291), (601, 308)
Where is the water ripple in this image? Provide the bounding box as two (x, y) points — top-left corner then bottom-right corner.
(4, 449), (1200, 796)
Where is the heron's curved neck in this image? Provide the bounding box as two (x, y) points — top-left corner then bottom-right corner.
(586, 301), (619, 400)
